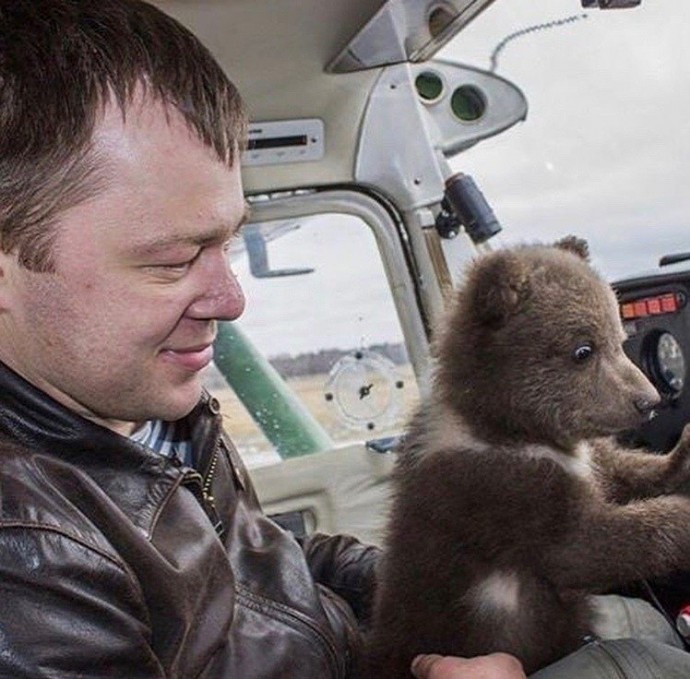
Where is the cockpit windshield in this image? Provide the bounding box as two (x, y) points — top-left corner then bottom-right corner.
(440, 0), (688, 280)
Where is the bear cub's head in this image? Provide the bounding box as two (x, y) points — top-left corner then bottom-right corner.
(435, 237), (660, 451)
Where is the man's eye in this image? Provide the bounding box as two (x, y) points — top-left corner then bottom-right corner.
(146, 253), (199, 278)
(158, 250), (202, 272)
(147, 261), (192, 278)
(163, 260), (194, 272)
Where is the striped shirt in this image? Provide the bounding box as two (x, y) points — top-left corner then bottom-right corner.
(130, 419), (193, 467)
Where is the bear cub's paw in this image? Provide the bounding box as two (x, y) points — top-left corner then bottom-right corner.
(668, 423), (690, 494)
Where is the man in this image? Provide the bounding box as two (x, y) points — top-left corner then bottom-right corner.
(0, 2), (685, 679)
(0, 1), (514, 677)
(0, 1), (379, 677)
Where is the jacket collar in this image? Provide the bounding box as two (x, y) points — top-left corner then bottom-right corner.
(0, 359), (220, 474)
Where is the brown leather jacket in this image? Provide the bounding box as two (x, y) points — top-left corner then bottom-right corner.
(0, 361), (379, 678)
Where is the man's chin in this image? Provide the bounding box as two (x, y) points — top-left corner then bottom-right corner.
(157, 381), (204, 422)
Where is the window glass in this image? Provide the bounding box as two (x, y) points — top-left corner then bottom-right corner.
(440, 0), (689, 281)
(205, 213), (420, 467)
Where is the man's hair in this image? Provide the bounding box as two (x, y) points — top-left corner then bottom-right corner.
(0, 0), (247, 271)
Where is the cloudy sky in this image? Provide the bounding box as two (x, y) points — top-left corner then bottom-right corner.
(441, 0), (690, 281)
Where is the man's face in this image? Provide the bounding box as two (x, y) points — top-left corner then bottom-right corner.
(0, 98), (247, 435)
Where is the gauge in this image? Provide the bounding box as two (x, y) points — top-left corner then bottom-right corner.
(649, 331), (686, 394)
(323, 350), (405, 432)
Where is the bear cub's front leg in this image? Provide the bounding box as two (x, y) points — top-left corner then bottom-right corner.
(663, 422), (690, 494)
(594, 424), (690, 503)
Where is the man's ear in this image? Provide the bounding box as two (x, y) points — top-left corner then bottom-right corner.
(468, 251), (532, 328)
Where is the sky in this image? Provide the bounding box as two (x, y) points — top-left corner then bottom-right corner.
(440, 0), (690, 281)
(232, 0), (690, 357)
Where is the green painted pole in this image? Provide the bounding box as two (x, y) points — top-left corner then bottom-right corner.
(214, 321), (333, 459)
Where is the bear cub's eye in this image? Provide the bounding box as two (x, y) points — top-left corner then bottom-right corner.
(572, 343), (594, 362)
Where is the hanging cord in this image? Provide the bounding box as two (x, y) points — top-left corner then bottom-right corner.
(489, 14), (589, 73)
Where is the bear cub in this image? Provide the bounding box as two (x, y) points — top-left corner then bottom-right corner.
(366, 238), (690, 676)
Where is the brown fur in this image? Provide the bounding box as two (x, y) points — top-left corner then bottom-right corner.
(366, 239), (690, 676)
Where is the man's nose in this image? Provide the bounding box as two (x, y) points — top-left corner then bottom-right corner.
(189, 255), (246, 321)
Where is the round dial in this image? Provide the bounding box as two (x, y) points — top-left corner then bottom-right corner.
(652, 332), (685, 394)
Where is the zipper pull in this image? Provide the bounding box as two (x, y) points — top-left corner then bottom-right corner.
(202, 490), (225, 537)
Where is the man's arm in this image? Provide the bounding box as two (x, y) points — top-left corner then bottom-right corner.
(0, 527), (163, 679)
(299, 532), (380, 624)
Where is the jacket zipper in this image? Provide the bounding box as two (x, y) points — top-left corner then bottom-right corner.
(237, 586), (344, 678)
(180, 450), (224, 536)
(201, 442), (220, 510)
(200, 443), (225, 535)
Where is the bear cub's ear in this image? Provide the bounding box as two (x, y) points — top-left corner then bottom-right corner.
(471, 251), (531, 328)
(554, 235), (590, 261)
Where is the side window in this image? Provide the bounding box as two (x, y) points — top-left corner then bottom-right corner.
(205, 213), (420, 467)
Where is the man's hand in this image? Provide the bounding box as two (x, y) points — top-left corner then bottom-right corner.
(411, 653), (526, 679)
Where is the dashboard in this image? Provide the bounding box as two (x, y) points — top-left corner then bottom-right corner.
(615, 267), (690, 452)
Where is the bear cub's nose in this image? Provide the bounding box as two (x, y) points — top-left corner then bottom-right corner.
(634, 396), (660, 417)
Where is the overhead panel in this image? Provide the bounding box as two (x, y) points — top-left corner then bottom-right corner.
(354, 60), (527, 211)
(412, 60), (528, 158)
